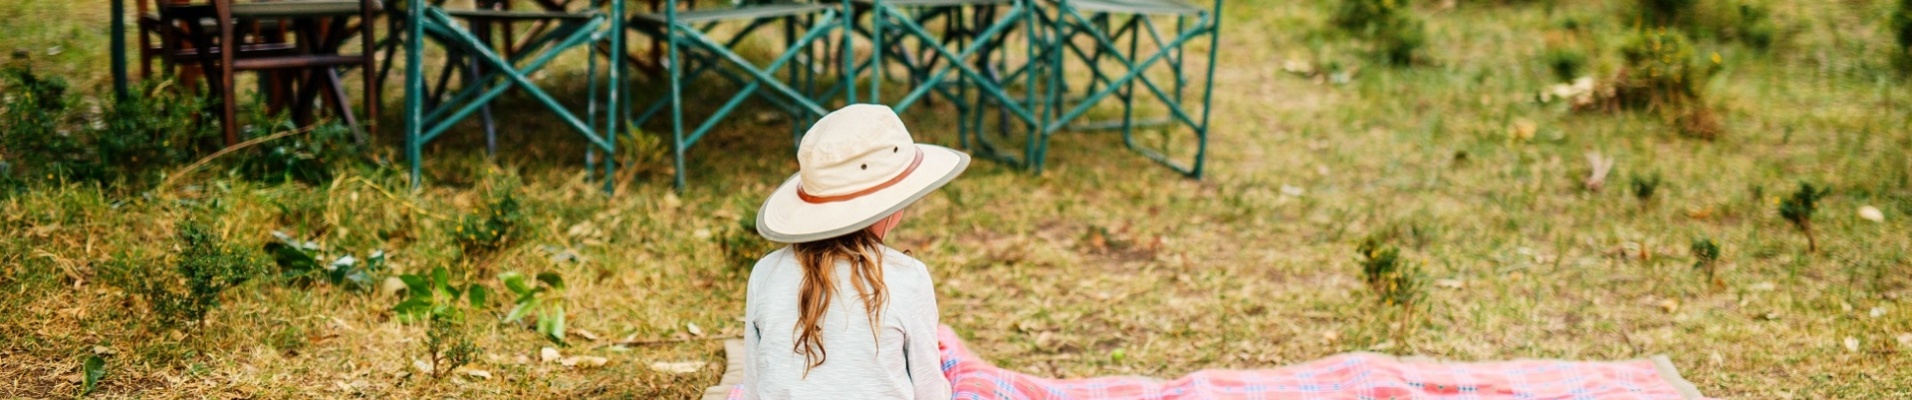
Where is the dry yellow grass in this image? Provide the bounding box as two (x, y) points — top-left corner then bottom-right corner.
(4, 0), (1912, 398)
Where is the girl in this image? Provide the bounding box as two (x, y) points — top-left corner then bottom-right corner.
(743, 104), (968, 399)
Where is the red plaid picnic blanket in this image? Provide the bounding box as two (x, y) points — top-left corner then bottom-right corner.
(725, 326), (1707, 400)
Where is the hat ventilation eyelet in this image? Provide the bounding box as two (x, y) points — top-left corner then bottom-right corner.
(860, 164), (867, 170)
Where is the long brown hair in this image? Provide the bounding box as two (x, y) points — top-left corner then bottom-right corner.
(790, 229), (889, 376)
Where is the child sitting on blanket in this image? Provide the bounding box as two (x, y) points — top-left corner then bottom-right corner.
(743, 104), (969, 399)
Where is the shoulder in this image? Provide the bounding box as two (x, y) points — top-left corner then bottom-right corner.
(746, 247), (795, 288)
(880, 246), (935, 290)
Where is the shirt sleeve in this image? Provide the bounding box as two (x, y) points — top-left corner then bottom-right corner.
(906, 275), (951, 400)
(740, 252), (772, 400)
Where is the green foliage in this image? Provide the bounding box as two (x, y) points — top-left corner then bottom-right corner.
(1729, 3), (1777, 50)
(391, 266), (487, 378)
(1356, 237), (1426, 307)
(1779, 181), (1831, 252)
(81, 354), (105, 396)
(101, 220), (268, 332)
(1630, 172), (1663, 203)
(499, 271), (567, 346)
(1544, 46), (1588, 82)
(1613, 29), (1724, 139)
(454, 173), (526, 257)
(719, 206), (776, 271)
(1691, 236), (1721, 283)
(240, 122), (359, 186)
(1, 67), (216, 191)
(1637, 0), (1696, 27)
(263, 231), (386, 291)
(1332, 0), (1426, 65)
(1895, 0), (1912, 72)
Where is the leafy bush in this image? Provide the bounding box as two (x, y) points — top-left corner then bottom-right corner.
(1356, 237), (1426, 308)
(1602, 29), (1724, 139)
(392, 266), (487, 378)
(499, 271), (567, 345)
(1, 66), (216, 190)
(1332, 0), (1427, 65)
(240, 121), (359, 186)
(102, 220), (268, 332)
(1, 66), (91, 186)
(454, 172), (526, 257)
(1778, 182), (1831, 253)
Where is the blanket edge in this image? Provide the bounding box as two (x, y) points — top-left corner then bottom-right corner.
(1649, 354), (1706, 400)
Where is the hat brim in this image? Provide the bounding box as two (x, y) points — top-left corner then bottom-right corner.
(757, 144), (969, 243)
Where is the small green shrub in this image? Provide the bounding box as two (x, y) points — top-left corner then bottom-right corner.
(499, 271), (567, 345)
(1690, 237), (1722, 285)
(1356, 237), (1426, 308)
(1729, 3), (1777, 50)
(1, 67), (216, 190)
(1332, 0), (1427, 65)
(1638, 0), (1696, 27)
(1544, 46), (1589, 82)
(1630, 172), (1663, 203)
(454, 173), (526, 257)
(1618, 30), (1712, 109)
(392, 267), (487, 379)
(1779, 182), (1831, 253)
(102, 220), (268, 332)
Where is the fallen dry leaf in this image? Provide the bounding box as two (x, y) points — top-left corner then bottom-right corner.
(1658, 299), (1679, 313)
(1584, 152), (1613, 192)
(540, 347), (562, 363)
(649, 361), (707, 374)
(560, 356), (609, 368)
(463, 369), (492, 379)
(572, 329), (601, 341)
(1844, 337), (1861, 353)
(1859, 206), (1885, 222)
(687, 322), (704, 337)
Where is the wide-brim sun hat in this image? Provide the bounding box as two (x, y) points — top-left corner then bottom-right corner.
(757, 104), (970, 243)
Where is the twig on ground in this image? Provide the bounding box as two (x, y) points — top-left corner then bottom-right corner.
(602, 335), (741, 349)
(154, 126), (316, 192)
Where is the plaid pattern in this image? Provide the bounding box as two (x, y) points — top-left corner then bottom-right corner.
(729, 326), (1706, 400)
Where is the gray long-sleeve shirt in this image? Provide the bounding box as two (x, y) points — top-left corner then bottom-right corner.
(741, 246), (952, 400)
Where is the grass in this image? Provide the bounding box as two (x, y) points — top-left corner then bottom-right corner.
(5, 0), (1912, 398)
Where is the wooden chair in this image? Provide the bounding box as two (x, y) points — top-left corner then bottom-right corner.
(158, 0), (380, 145)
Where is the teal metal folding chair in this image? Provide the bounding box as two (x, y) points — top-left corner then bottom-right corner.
(1037, 0), (1220, 177)
(402, 0), (625, 192)
(853, 0), (1053, 170)
(626, 0), (845, 190)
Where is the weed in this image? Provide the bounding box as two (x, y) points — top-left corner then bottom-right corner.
(1332, 0), (1427, 65)
(392, 266), (487, 378)
(101, 220), (268, 333)
(0, 65), (88, 186)
(1617, 29), (1712, 110)
(1630, 172), (1663, 204)
(1691, 237), (1721, 286)
(264, 232), (386, 291)
(1356, 237), (1426, 308)
(81, 355), (104, 396)
(95, 81), (217, 186)
(1779, 182), (1831, 253)
(499, 271), (567, 345)
(454, 172), (526, 258)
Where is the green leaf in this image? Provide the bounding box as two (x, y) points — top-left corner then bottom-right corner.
(81, 355), (104, 396)
(399, 274), (430, 297)
(499, 271), (530, 295)
(264, 242), (319, 283)
(548, 304), (566, 345)
(431, 267), (451, 291)
(467, 284), (489, 308)
(505, 299), (535, 323)
(535, 272), (564, 290)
